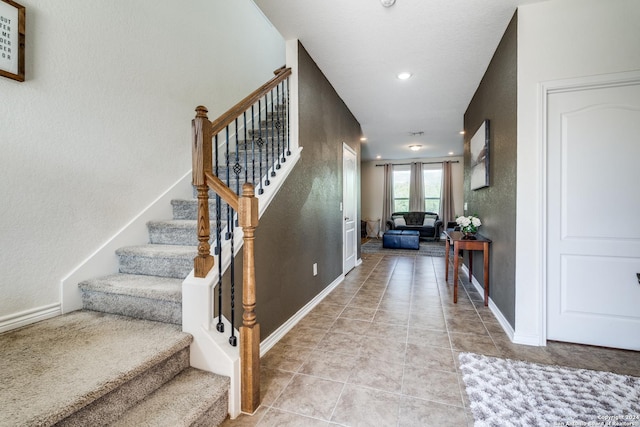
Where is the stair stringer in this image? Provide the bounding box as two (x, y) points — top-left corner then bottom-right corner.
(182, 146), (302, 419)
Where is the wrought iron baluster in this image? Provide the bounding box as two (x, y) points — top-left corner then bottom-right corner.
(286, 77), (291, 156)
(257, 99), (265, 194)
(251, 104), (257, 186)
(275, 84), (282, 170)
(229, 209), (237, 347)
(233, 119), (241, 227)
(225, 126), (231, 240)
(243, 111), (248, 184)
(263, 94), (271, 188)
(270, 90), (277, 177)
(213, 134), (224, 333)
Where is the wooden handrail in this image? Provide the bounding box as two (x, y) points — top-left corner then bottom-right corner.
(209, 68), (291, 137)
(205, 172), (238, 212)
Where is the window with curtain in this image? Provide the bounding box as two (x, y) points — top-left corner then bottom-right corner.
(423, 166), (443, 213)
(392, 166), (410, 212)
(392, 164), (442, 212)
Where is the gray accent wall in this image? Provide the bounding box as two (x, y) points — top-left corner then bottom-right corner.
(463, 12), (517, 327)
(247, 43), (362, 339)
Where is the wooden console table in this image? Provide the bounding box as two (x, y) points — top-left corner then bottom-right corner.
(444, 230), (492, 306)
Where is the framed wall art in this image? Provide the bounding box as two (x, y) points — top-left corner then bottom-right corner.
(0, 0), (25, 82)
(470, 119), (490, 190)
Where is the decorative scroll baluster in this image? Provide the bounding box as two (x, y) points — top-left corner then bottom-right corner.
(251, 105), (257, 187)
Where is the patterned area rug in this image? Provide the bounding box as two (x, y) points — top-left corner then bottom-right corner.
(360, 238), (446, 257)
(459, 352), (640, 427)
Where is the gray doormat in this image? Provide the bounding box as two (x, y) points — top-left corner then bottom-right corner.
(459, 352), (640, 427)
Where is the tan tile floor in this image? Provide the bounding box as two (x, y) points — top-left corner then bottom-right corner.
(222, 253), (640, 426)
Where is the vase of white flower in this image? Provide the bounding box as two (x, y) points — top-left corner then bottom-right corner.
(456, 215), (482, 239)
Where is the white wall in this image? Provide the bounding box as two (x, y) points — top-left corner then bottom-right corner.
(361, 157), (464, 228)
(515, 0), (640, 344)
(0, 0), (284, 322)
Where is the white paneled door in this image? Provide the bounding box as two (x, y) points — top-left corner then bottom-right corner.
(546, 74), (640, 350)
(343, 143), (357, 274)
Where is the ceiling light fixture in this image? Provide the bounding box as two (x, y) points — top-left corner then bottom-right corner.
(360, 137), (368, 141)
(376, 155), (382, 159)
(409, 145), (422, 151)
(459, 131), (465, 135)
(448, 151), (454, 155)
(381, 0), (396, 7)
(397, 72), (412, 80)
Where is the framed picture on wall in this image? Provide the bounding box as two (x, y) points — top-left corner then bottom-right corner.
(470, 119), (490, 190)
(0, 0), (25, 82)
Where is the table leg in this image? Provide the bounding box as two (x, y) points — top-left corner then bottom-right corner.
(468, 250), (473, 282)
(445, 236), (450, 282)
(453, 241), (459, 303)
(483, 243), (489, 307)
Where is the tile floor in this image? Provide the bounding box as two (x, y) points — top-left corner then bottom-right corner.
(222, 252), (640, 426)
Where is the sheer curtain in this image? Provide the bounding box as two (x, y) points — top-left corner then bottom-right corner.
(409, 162), (424, 211)
(440, 161), (455, 227)
(382, 164), (394, 230)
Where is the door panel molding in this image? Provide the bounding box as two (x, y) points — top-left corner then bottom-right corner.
(540, 69), (640, 348)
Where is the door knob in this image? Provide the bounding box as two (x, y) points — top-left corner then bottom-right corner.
(345, 217), (350, 221)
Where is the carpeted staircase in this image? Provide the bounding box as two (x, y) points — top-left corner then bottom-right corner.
(0, 112), (286, 426)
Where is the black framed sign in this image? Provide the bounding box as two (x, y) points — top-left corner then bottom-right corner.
(0, 0), (25, 82)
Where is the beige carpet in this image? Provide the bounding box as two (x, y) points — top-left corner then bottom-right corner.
(0, 311), (191, 426)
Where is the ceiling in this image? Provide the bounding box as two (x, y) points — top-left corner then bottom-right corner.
(253, 0), (542, 161)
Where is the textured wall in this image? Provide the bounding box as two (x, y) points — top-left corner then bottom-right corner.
(250, 43), (362, 338)
(463, 12), (517, 327)
(0, 0), (285, 320)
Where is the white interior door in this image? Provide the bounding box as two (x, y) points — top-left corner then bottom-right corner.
(546, 75), (640, 350)
(343, 144), (357, 274)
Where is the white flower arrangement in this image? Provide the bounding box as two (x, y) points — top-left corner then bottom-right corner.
(456, 215), (482, 234)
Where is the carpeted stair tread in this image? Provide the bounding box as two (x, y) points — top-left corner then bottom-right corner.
(112, 367), (229, 427)
(116, 244), (196, 279)
(172, 199), (219, 220)
(0, 311), (192, 427)
(147, 220), (224, 246)
(79, 273), (182, 302)
(79, 274), (183, 324)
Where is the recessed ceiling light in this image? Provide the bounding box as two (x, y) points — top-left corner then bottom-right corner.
(459, 131), (465, 135)
(376, 155), (382, 159)
(448, 151), (454, 155)
(409, 145), (422, 151)
(397, 72), (412, 80)
(360, 137), (367, 141)
(380, 0), (396, 7)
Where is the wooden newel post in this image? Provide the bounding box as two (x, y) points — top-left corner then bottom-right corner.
(192, 106), (214, 278)
(239, 182), (260, 413)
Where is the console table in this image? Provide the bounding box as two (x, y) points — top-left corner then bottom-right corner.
(444, 230), (491, 306)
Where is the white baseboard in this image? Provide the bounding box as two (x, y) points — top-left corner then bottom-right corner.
(0, 303), (61, 333)
(461, 264), (516, 343)
(60, 171), (193, 314)
(260, 273), (344, 356)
